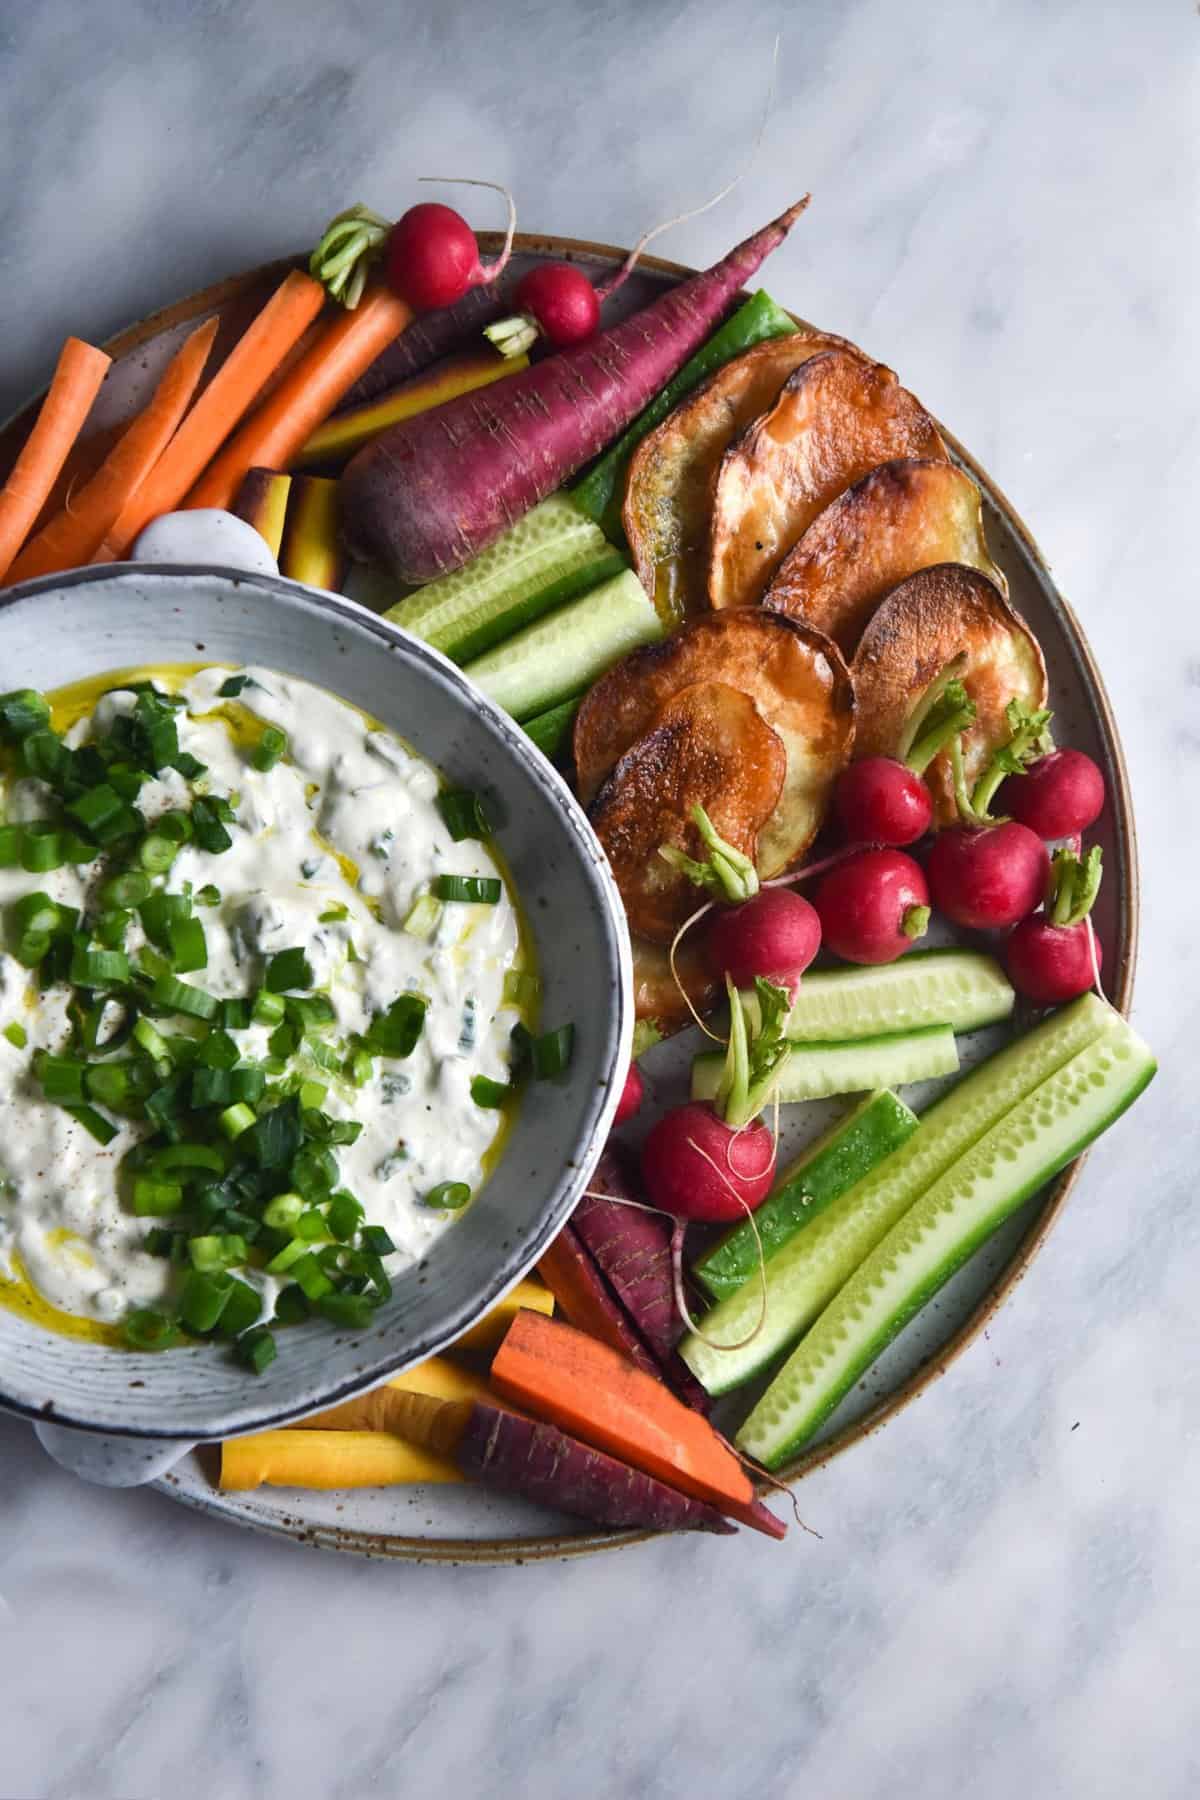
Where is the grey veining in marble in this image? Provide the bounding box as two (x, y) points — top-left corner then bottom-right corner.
(0, 1), (1197, 1796)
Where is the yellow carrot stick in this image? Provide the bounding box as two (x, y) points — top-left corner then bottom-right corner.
(6, 319), (218, 584)
(452, 1278), (554, 1353)
(219, 1428), (462, 1492)
(0, 338), (111, 581)
(295, 347), (528, 467)
(294, 1357), (489, 1431)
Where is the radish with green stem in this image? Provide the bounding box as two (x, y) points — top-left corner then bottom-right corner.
(926, 821), (1048, 931)
(1000, 748), (1105, 840)
(340, 198), (811, 582)
(1005, 845), (1104, 1003)
(641, 1101), (775, 1223)
(309, 178), (517, 312)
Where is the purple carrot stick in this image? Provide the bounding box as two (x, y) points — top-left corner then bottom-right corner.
(456, 1400), (736, 1535)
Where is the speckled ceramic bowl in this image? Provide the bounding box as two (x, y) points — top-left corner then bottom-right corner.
(0, 566), (633, 1482)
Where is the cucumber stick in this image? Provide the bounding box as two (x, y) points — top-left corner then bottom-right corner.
(463, 569), (663, 722)
(738, 1010), (1156, 1466)
(680, 992), (1117, 1396)
(756, 950), (1014, 1043)
(691, 1024), (959, 1106)
(694, 1090), (920, 1302)
(385, 496), (624, 664)
(523, 692), (584, 762)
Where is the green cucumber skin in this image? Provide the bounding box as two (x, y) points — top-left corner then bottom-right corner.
(439, 547), (628, 665)
(771, 950), (1015, 1043)
(570, 289), (797, 542)
(523, 693), (584, 762)
(694, 1091), (920, 1302)
(680, 993), (1114, 1396)
(463, 569), (662, 721)
(691, 1024), (960, 1106)
(739, 1020), (1156, 1467)
(385, 495), (606, 660)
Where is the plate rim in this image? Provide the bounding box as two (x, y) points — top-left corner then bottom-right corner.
(2, 236), (1138, 1562)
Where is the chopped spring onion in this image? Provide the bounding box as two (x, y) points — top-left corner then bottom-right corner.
(215, 1279), (261, 1338)
(0, 825), (19, 867)
(196, 883), (222, 907)
(167, 917), (208, 973)
(218, 1101), (257, 1140)
(65, 1104), (119, 1145)
(3, 1022), (27, 1049)
(252, 726), (288, 772)
(0, 689), (51, 740)
(470, 1073), (512, 1110)
(273, 1285), (309, 1325)
(149, 973), (219, 1020)
(433, 874), (502, 905)
(437, 788), (491, 842)
(218, 997), (251, 1030)
(140, 891), (192, 945)
(122, 1307), (181, 1351)
(291, 1253), (335, 1300)
(326, 1192), (363, 1241)
(533, 1023), (575, 1080)
(133, 1016), (170, 1062)
(19, 825), (65, 872)
(84, 1063), (131, 1109)
(318, 902), (348, 923)
(402, 894), (442, 939)
(263, 1193), (305, 1232)
(145, 1142), (226, 1179)
(191, 796), (233, 854)
(316, 1292), (375, 1329)
(424, 1181), (471, 1212)
(95, 909), (132, 948)
(9, 891), (60, 938)
(189, 1233), (247, 1272)
(252, 987), (287, 1026)
(132, 1177), (185, 1217)
(179, 1269), (233, 1333)
(359, 1224), (395, 1256)
(35, 1054), (87, 1103)
(264, 947), (314, 993)
(154, 809), (194, 844)
(364, 993), (427, 1058)
(138, 834), (180, 874)
(233, 1326), (277, 1374)
(69, 946), (131, 989)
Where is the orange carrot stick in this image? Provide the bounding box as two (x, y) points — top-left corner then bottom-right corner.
(184, 283), (412, 513)
(98, 269), (326, 559)
(0, 337), (110, 580)
(489, 1309), (779, 1534)
(6, 318), (218, 584)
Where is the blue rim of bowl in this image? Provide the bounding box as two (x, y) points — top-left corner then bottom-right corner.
(0, 563), (634, 1440)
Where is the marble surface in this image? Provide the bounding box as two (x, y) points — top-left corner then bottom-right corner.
(0, 0), (1196, 1794)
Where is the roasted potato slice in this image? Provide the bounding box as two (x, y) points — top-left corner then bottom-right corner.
(622, 331), (865, 622)
(589, 681), (787, 944)
(763, 459), (1007, 657)
(632, 936), (720, 1032)
(708, 351), (948, 611)
(851, 563), (1048, 825)
(574, 611), (854, 878)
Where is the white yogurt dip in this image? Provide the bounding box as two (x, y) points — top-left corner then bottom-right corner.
(0, 664), (529, 1336)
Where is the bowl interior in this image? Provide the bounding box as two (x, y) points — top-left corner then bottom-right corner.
(0, 567), (631, 1439)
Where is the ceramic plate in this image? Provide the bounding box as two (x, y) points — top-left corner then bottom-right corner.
(0, 237), (1137, 1562)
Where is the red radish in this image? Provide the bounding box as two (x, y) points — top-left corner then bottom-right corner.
(1005, 915), (1101, 1004)
(640, 1102), (774, 1223)
(509, 263), (602, 349)
(813, 848), (931, 965)
(614, 1061), (645, 1126)
(706, 888), (821, 993)
(926, 823), (1049, 931)
(1000, 748), (1105, 840)
(836, 757), (932, 847)
(386, 201), (512, 312)
(341, 198), (811, 581)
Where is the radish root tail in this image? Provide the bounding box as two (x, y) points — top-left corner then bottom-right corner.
(594, 34), (783, 302)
